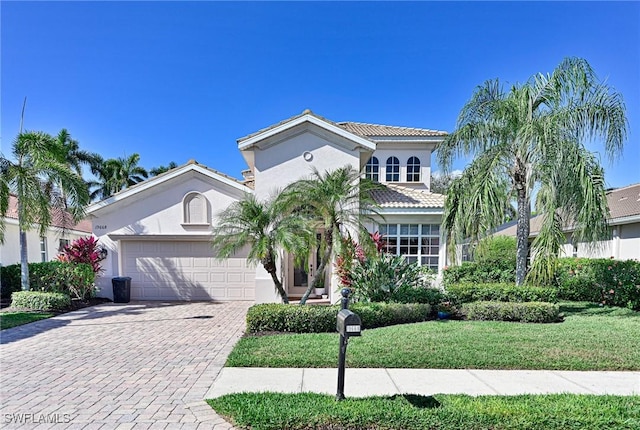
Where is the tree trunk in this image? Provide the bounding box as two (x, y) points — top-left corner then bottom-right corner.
(19, 229), (30, 291)
(515, 186), (530, 286)
(262, 252), (289, 304)
(300, 228), (333, 305)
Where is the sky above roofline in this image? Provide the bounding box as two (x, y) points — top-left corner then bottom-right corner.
(2, 1), (638, 189)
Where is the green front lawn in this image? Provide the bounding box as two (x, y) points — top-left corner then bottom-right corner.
(0, 311), (53, 330)
(208, 392), (640, 430)
(226, 302), (640, 370)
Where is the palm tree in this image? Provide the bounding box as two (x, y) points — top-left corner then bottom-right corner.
(150, 161), (178, 176)
(279, 166), (382, 304)
(0, 131), (90, 290)
(55, 129), (101, 177)
(211, 193), (314, 303)
(89, 153), (148, 200)
(438, 57), (627, 285)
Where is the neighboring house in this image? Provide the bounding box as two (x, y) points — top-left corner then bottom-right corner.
(0, 195), (93, 266)
(494, 183), (640, 260)
(87, 110), (448, 303)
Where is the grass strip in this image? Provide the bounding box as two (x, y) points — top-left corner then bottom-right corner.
(0, 311), (53, 330)
(227, 302), (640, 370)
(208, 392), (640, 430)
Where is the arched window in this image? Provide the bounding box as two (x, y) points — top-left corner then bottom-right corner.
(386, 157), (400, 182)
(183, 192), (209, 225)
(365, 157), (379, 182)
(407, 156), (421, 182)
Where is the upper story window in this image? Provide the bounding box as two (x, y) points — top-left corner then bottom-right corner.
(407, 156), (421, 182)
(183, 192), (209, 225)
(386, 157), (400, 182)
(365, 157), (379, 182)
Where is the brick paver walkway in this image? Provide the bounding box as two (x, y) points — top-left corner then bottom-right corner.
(1, 301), (251, 429)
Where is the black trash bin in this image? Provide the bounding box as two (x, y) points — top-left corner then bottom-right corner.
(112, 277), (131, 303)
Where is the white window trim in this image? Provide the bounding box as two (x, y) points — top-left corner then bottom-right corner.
(379, 223), (440, 270)
(40, 237), (48, 262)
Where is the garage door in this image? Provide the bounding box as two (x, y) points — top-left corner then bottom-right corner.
(122, 241), (255, 301)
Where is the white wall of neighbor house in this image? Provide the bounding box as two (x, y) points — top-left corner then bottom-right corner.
(559, 222), (640, 260)
(0, 220), (90, 266)
(91, 173), (248, 298)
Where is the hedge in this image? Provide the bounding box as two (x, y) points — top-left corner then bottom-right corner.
(554, 258), (640, 309)
(446, 283), (558, 304)
(443, 261), (515, 287)
(1, 261), (96, 300)
(246, 302), (431, 334)
(11, 291), (71, 311)
(462, 301), (561, 323)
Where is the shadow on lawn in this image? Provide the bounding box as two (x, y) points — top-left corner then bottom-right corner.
(560, 302), (639, 318)
(392, 394), (441, 409)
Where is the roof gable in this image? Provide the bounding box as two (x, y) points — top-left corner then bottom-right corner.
(87, 161), (252, 214)
(237, 110), (376, 151)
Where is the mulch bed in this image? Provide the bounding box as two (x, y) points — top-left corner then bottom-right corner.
(0, 297), (112, 314)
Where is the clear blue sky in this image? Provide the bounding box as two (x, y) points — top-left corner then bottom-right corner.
(2, 1), (639, 188)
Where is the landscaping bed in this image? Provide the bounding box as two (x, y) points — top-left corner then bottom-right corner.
(208, 392), (640, 430)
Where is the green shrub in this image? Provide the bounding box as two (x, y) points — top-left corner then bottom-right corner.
(391, 285), (445, 306)
(462, 301), (560, 323)
(0, 262), (95, 300)
(246, 302), (431, 333)
(11, 291), (71, 311)
(474, 236), (517, 268)
(443, 261), (515, 287)
(554, 258), (640, 309)
(446, 283), (558, 304)
(350, 253), (432, 303)
(1, 264), (22, 299)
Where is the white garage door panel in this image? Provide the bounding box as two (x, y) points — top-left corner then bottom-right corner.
(123, 241), (255, 301)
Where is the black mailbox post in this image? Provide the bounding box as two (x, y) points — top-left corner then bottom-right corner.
(336, 288), (361, 401)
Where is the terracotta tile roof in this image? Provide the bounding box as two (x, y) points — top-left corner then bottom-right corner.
(237, 109), (447, 143)
(371, 184), (445, 208)
(336, 121), (448, 138)
(4, 195), (92, 233)
(495, 183), (640, 237)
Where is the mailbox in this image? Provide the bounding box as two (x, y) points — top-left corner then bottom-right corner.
(336, 309), (361, 337)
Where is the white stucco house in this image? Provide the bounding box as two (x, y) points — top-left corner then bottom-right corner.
(494, 183), (640, 260)
(87, 110), (448, 303)
(0, 195), (93, 266)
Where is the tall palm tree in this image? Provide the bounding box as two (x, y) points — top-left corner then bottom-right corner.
(0, 131), (90, 290)
(55, 129), (101, 177)
(89, 153), (148, 200)
(211, 193), (314, 303)
(438, 57), (627, 285)
(279, 166), (382, 304)
(150, 161), (178, 176)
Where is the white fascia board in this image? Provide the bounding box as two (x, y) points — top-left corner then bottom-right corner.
(237, 114), (376, 151)
(609, 214), (640, 226)
(108, 234), (213, 241)
(370, 136), (445, 144)
(366, 208), (444, 216)
(87, 164), (251, 215)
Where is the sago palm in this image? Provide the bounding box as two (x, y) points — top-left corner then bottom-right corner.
(211, 193), (314, 304)
(439, 57), (627, 285)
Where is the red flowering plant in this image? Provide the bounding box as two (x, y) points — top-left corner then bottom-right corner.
(58, 236), (107, 274)
(334, 233), (365, 290)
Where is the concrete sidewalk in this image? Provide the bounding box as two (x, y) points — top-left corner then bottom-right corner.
(207, 368), (640, 398)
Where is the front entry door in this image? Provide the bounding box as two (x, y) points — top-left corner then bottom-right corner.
(289, 233), (322, 296)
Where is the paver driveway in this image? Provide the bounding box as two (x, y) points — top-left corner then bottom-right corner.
(1, 301), (251, 429)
